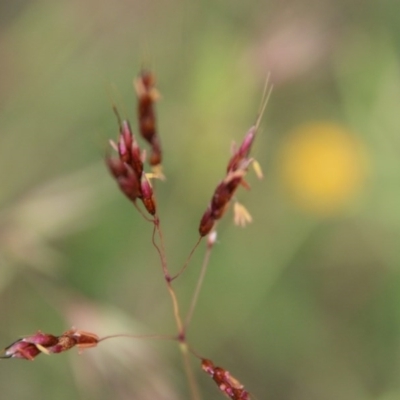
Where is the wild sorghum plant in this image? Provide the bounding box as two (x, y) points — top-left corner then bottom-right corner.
(1, 69), (271, 400)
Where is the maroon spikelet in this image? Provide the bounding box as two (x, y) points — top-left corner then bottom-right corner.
(198, 79), (271, 236)
(134, 69), (162, 166)
(201, 359), (251, 400)
(140, 174), (157, 215)
(1, 329), (99, 360)
(198, 165), (249, 237)
(106, 108), (145, 196)
(226, 126), (257, 174)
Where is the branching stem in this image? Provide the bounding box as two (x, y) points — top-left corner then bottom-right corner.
(98, 333), (177, 343)
(150, 215), (201, 400)
(171, 236), (203, 281)
(184, 236), (214, 331)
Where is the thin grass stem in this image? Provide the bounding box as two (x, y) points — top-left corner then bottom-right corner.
(98, 333), (177, 342)
(170, 236), (203, 281)
(184, 234), (215, 332)
(180, 342), (201, 400)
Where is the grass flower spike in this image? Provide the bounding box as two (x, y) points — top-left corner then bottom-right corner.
(2, 67), (271, 400)
(201, 358), (251, 400)
(1, 329), (99, 360)
(199, 78), (272, 236)
(134, 69), (162, 167)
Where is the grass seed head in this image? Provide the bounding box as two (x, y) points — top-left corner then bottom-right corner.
(140, 174), (157, 215)
(199, 205), (215, 237)
(201, 358), (250, 400)
(0, 329), (99, 361)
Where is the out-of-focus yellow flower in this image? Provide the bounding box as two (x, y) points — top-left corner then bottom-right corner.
(278, 122), (367, 215)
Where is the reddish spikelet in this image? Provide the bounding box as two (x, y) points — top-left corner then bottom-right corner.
(149, 135), (162, 166)
(108, 160), (142, 202)
(130, 137), (144, 180)
(201, 359), (250, 400)
(115, 119), (144, 180)
(0, 329), (99, 361)
(118, 121), (133, 164)
(140, 175), (157, 215)
(198, 126), (261, 236)
(198, 79), (271, 236)
(226, 126), (256, 173)
(62, 329), (99, 350)
(48, 335), (77, 354)
(199, 206), (215, 237)
(135, 69), (157, 143)
(107, 72), (167, 211)
(134, 69), (162, 166)
(210, 172), (244, 219)
(120, 120), (133, 156)
(107, 157), (128, 179)
(118, 174), (141, 201)
(0, 331), (58, 360)
(198, 170), (246, 236)
(107, 114), (145, 203)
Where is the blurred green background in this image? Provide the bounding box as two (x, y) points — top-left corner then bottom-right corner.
(1, 0), (400, 399)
